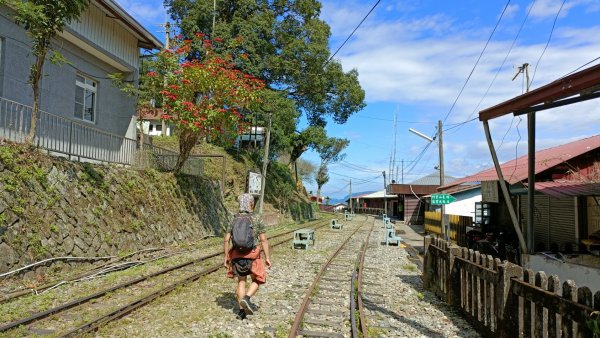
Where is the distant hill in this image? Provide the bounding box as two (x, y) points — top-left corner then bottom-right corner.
(327, 190), (375, 205)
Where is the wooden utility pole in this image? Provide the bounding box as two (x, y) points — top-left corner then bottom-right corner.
(258, 113), (272, 215)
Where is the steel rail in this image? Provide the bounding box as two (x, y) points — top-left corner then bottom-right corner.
(0, 219), (331, 333)
(288, 215), (370, 338)
(58, 226), (326, 337)
(356, 220), (374, 337)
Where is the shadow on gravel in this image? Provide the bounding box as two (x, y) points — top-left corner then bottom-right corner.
(215, 292), (262, 314)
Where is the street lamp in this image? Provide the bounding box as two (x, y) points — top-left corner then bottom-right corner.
(409, 120), (447, 240)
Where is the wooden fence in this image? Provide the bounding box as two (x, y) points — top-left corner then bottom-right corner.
(423, 236), (600, 337)
(424, 211), (471, 247)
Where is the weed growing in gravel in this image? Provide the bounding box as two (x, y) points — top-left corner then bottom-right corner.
(401, 264), (418, 272)
(416, 292), (425, 300)
(207, 333), (233, 338)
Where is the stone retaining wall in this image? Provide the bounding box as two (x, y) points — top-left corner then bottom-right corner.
(0, 144), (229, 277)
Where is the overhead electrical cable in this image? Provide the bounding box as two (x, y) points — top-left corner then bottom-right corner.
(560, 56), (600, 78)
(448, 0), (537, 135)
(442, 0), (512, 124)
(530, 0), (567, 86)
(327, 0), (381, 64)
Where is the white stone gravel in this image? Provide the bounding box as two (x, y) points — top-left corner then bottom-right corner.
(90, 216), (480, 337)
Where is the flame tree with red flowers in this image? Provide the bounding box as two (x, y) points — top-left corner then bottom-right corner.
(114, 34), (265, 172)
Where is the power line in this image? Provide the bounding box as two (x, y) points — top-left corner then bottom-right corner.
(560, 56), (600, 78)
(450, 0), (537, 135)
(530, 0), (567, 86)
(327, 0), (381, 63)
(339, 160), (381, 173)
(442, 0), (512, 124)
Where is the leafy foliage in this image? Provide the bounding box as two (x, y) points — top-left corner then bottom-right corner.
(165, 0), (366, 162)
(3, 0), (89, 142)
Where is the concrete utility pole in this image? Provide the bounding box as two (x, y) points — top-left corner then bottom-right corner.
(438, 120), (448, 240)
(161, 22), (170, 137)
(349, 179), (352, 212)
(383, 171), (387, 216)
(258, 113), (272, 215)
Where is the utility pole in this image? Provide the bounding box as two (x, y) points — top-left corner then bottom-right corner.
(161, 22), (171, 137)
(258, 113), (272, 215)
(438, 120), (448, 240)
(349, 179), (352, 213)
(383, 171), (387, 216)
(512, 63), (534, 252)
(212, 0), (216, 35)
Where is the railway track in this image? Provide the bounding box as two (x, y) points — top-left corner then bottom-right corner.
(288, 214), (375, 338)
(0, 218), (332, 337)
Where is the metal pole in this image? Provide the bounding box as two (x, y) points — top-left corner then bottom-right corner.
(258, 113), (272, 215)
(383, 171), (387, 216)
(525, 64), (535, 253)
(161, 22), (170, 137)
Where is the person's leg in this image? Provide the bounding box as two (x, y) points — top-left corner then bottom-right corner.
(246, 281), (260, 297)
(236, 276), (247, 306)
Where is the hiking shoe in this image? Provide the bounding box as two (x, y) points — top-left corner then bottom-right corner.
(236, 309), (247, 320)
(240, 296), (254, 315)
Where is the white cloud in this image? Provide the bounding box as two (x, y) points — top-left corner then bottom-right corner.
(503, 4), (520, 19)
(529, 0), (576, 20)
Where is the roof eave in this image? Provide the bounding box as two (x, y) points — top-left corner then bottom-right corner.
(96, 0), (163, 50)
(479, 63), (600, 121)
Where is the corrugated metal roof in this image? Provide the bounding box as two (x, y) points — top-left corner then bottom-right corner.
(443, 134), (600, 189)
(357, 190), (397, 199)
(409, 172), (457, 185)
(524, 181), (600, 198)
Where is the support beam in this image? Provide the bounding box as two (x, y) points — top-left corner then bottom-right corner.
(483, 121), (528, 253)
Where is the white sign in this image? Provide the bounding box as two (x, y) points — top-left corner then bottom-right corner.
(248, 171), (262, 195)
(481, 181), (499, 203)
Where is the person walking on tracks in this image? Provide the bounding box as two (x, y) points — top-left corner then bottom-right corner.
(224, 193), (272, 320)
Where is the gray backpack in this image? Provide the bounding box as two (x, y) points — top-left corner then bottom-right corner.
(231, 214), (255, 252)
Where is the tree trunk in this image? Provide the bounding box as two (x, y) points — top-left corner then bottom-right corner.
(316, 186), (322, 204)
(26, 53), (46, 144)
(175, 129), (200, 173)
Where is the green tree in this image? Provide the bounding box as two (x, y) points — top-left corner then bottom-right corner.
(314, 136), (348, 201)
(165, 0), (366, 155)
(3, 0), (90, 143)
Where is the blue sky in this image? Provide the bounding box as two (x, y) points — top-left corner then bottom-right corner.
(116, 0), (600, 199)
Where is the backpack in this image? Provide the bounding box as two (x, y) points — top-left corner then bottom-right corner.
(231, 213), (255, 252)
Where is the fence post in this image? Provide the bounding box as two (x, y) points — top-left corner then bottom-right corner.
(68, 121), (73, 161)
(422, 235), (432, 289)
(498, 261), (523, 337)
(447, 246), (462, 306)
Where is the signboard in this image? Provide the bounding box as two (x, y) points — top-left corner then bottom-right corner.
(481, 181), (499, 203)
(431, 193), (456, 205)
(248, 171), (262, 195)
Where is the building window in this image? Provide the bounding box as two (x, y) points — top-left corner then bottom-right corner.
(75, 74), (96, 122)
(155, 124), (162, 131)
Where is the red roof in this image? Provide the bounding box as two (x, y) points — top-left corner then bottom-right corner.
(442, 134), (600, 189)
(525, 181), (600, 198)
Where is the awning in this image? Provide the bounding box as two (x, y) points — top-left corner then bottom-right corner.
(524, 181), (600, 198)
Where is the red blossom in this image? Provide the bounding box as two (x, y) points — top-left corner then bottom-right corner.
(169, 84), (180, 90)
(214, 37), (223, 42)
(147, 71), (157, 77)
